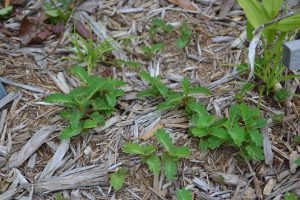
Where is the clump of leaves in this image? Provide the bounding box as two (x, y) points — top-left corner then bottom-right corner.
(123, 129), (189, 181)
(237, 0), (300, 99)
(55, 192), (68, 200)
(176, 22), (192, 49)
(140, 43), (165, 58)
(66, 33), (114, 74)
(44, 65), (125, 139)
(43, 0), (74, 24)
(110, 168), (127, 192)
(0, 6), (13, 18)
(177, 189), (192, 200)
(190, 102), (267, 160)
(149, 18), (173, 38)
(295, 157), (300, 166)
(138, 71), (210, 110)
(284, 192), (298, 200)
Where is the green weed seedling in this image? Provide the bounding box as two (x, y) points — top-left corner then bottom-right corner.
(176, 22), (192, 49)
(284, 192), (298, 200)
(0, 6), (13, 18)
(44, 65), (125, 139)
(189, 102), (266, 160)
(238, 0), (300, 100)
(123, 129), (189, 181)
(110, 168), (127, 192)
(177, 189), (192, 200)
(43, 0), (74, 24)
(149, 18), (173, 38)
(138, 71), (210, 110)
(140, 43), (165, 58)
(66, 33), (114, 74)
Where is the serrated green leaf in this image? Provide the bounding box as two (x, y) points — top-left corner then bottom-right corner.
(59, 126), (82, 140)
(145, 145), (156, 155)
(83, 119), (98, 129)
(45, 9), (60, 17)
(181, 78), (190, 94)
(224, 104), (240, 129)
(70, 65), (88, 83)
(177, 189), (192, 200)
(294, 157), (300, 166)
(155, 129), (174, 153)
(245, 144), (264, 160)
(0, 6), (13, 17)
(284, 192), (298, 200)
(176, 38), (188, 49)
(90, 112), (105, 125)
(187, 102), (207, 116)
(69, 110), (83, 129)
(199, 140), (209, 151)
(235, 83), (255, 99)
(60, 109), (73, 120)
(207, 136), (224, 149)
(171, 147), (190, 158)
(190, 127), (208, 138)
(195, 114), (215, 128)
(211, 127), (230, 140)
(146, 155), (161, 175)
(139, 71), (153, 83)
(152, 18), (173, 33)
(122, 143), (146, 155)
(249, 128), (263, 146)
(156, 102), (176, 110)
(228, 124), (245, 147)
(137, 88), (157, 97)
(163, 154), (177, 181)
(188, 86), (211, 95)
(110, 168), (127, 192)
(44, 93), (75, 104)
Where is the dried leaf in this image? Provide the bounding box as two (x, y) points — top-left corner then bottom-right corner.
(75, 20), (97, 41)
(167, 0), (198, 11)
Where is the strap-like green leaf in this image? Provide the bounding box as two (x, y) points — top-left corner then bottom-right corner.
(155, 129), (174, 153)
(269, 13), (300, 31)
(262, 0), (282, 17)
(146, 155), (161, 175)
(163, 154), (177, 181)
(171, 147), (190, 158)
(59, 126), (82, 140)
(44, 93), (74, 104)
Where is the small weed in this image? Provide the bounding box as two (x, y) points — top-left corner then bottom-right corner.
(177, 189), (192, 200)
(43, 0), (74, 24)
(55, 192), (68, 200)
(284, 192), (298, 200)
(123, 129), (189, 181)
(66, 33), (113, 74)
(295, 157), (300, 166)
(0, 6), (13, 18)
(176, 22), (192, 49)
(110, 168), (127, 192)
(44, 65), (125, 139)
(140, 43), (165, 57)
(149, 18), (173, 38)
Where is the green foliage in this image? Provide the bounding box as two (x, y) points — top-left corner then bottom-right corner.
(66, 33), (114, 74)
(140, 43), (165, 57)
(190, 102), (266, 160)
(295, 157), (300, 166)
(235, 83), (255, 100)
(55, 192), (68, 200)
(43, 0), (74, 24)
(273, 89), (289, 102)
(176, 22), (192, 49)
(110, 168), (127, 192)
(284, 192), (298, 200)
(150, 18), (173, 38)
(237, 0), (300, 98)
(0, 6), (13, 18)
(138, 72), (210, 110)
(44, 65), (125, 139)
(177, 189), (192, 200)
(122, 129), (189, 181)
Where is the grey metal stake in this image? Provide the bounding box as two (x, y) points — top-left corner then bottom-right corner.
(282, 39), (300, 70)
(0, 82), (7, 100)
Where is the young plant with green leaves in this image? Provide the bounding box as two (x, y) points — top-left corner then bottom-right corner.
(140, 43), (165, 58)
(177, 189), (192, 200)
(149, 18), (174, 38)
(44, 65), (125, 139)
(123, 129), (189, 181)
(110, 168), (127, 192)
(138, 71), (210, 110)
(190, 102), (267, 160)
(284, 192), (298, 200)
(66, 33), (114, 74)
(176, 22), (192, 49)
(43, 0), (74, 24)
(0, 6), (13, 18)
(237, 0), (300, 100)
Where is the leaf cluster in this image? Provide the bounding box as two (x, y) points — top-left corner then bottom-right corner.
(44, 65), (125, 139)
(66, 33), (114, 74)
(123, 129), (189, 181)
(177, 189), (192, 200)
(110, 168), (127, 192)
(43, 0), (74, 24)
(176, 22), (192, 49)
(149, 18), (174, 38)
(190, 102), (266, 160)
(138, 71), (210, 111)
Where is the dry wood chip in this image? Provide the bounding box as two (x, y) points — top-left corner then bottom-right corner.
(263, 178), (276, 196)
(167, 0), (199, 11)
(48, 72), (70, 93)
(0, 92), (20, 110)
(0, 78), (45, 93)
(38, 139), (69, 180)
(213, 173), (247, 187)
(94, 115), (120, 132)
(193, 177), (214, 192)
(20, 165), (108, 193)
(262, 124), (273, 166)
(289, 151), (298, 173)
(7, 125), (56, 168)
